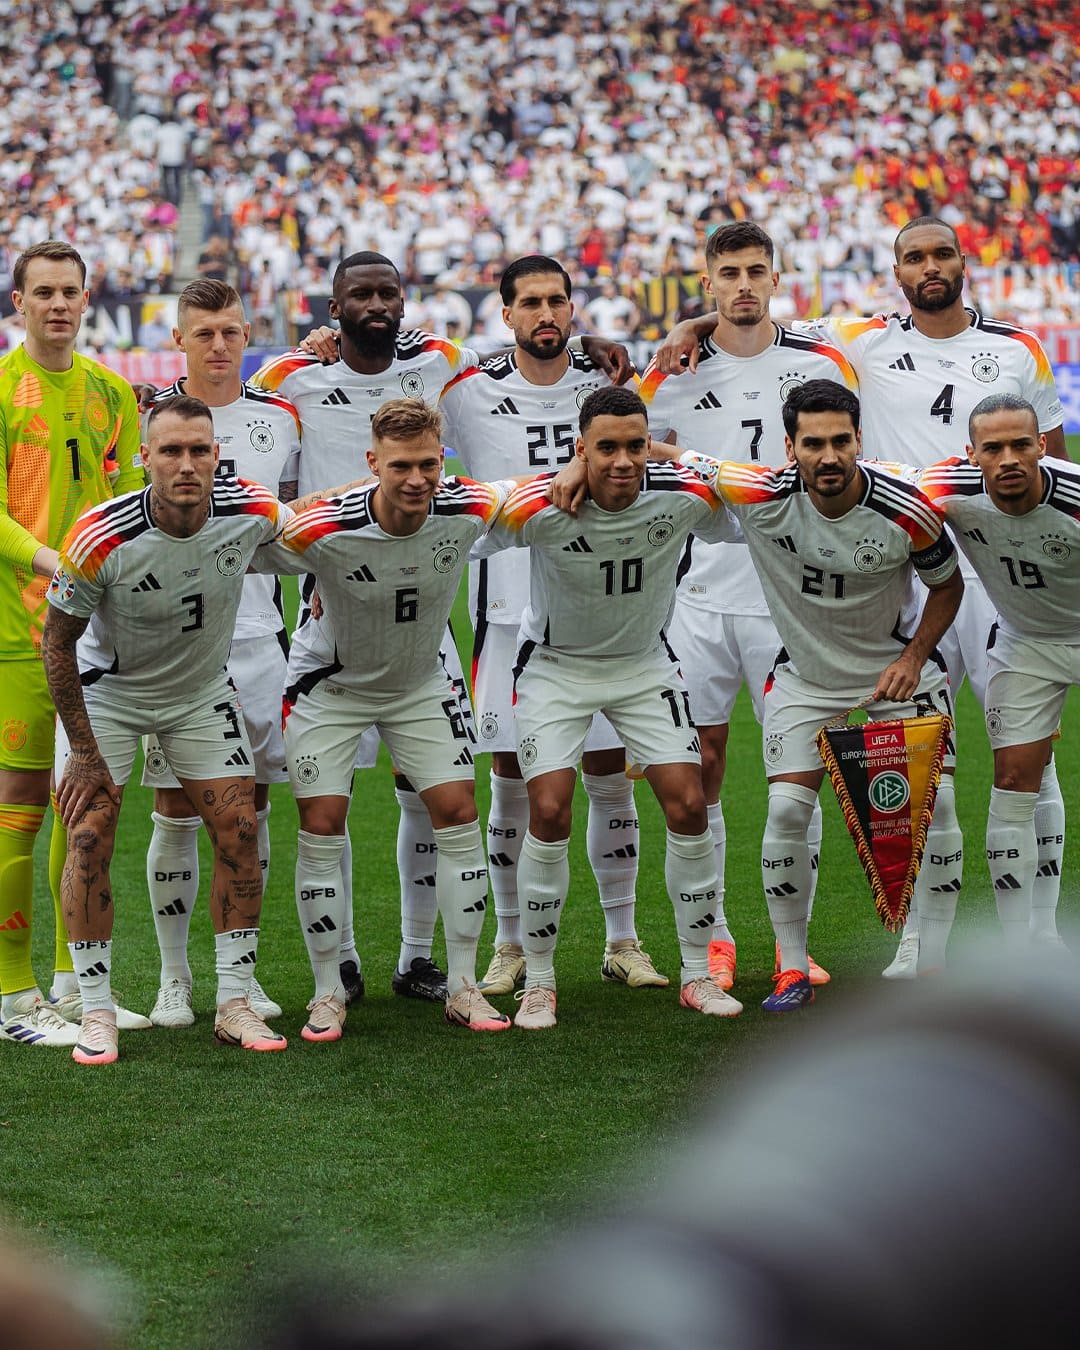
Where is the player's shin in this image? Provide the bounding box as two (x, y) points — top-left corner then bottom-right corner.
(256, 804), (271, 891)
(146, 812), (200, 985)
(761, 783), (816, 976)
(911, 775), (963, 970)
(517, 832), (569, 989)
(1032, 759), (1065, 938)
(0, 802), (44, 998)
(705, 800), (734, 945)
(296, 830), (348, 999)
(68, 938), (113, 1016)
(214, 927), (260, 1005)
(583, 772), (638, 942)
(396, 786), (438, 971)
(806, 798), (823, 922)
(665, 828), (719, 980)
(433, 819), (488, 993)
(487, 770), (530, 947)
(987, 785), (1038, 948)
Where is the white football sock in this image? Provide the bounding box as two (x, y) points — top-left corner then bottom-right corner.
(434, 819), (488, 995)
(1032, 759), (1065, 937)
(706, 799), (734, 945)
(396, 786), (438, 971)
(665, 828), (720, 981)
(517, 832), (568, 989)
(215, 927), (259, 1005)
(69, 939), (113, 1016)
(256, 804), (271, 892)
(806, 797), (822, 923)
(987, 786), (1038, 947)
(583, 772), (639, 943)
(913, 776), (963, 970)
(487, 771), (529, 948)
(339, 828), (359, 968)
(761, 782), (816, 976)
(296, 830), (348, 999)
(147, 812), (200, 985)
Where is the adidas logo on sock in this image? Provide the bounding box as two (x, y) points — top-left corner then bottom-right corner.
(230, 950), (258, 965)
(930, 879), (962, 892)
(0, 909), (29, 930)
(602, 844), (637, 859)
(225, 747), (251, 767)
(320, 388), (351, 405)
(490, 397), (520, 416)
(417, 874), (436, 887)
(131, 572), (162, 592)
(346, 564), (376, 582)
(1037, 860), (1061, 877)
(529, 922), (558, 939)
(462, 899), (487, 913)
(993, 873), (1022, 891)
(764, 882), (798, 897)
(156, 899), (188, 916)
(561, 535), (593, 553)
(488, 851), (514, 867)
(689, 912), (716, 929)
(887, 353), (916, 371)
(307, 914), (338, 934)
(78, 961), (109, 978)
(692, 390), (723, 411)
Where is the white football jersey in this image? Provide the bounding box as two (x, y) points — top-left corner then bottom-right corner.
(639, 324), (858, 616)
(249, 331), (479, 494)
(483, 465), (739, 659)
(681, 453), (958, 689)
(153, 380), (301, 640)
(48, 480), (289, 703)
(256, 478), (508, 696)
(440, 348), (610, 628)
(807, 309), (1064, 466)
(918, 457), (1080, 644)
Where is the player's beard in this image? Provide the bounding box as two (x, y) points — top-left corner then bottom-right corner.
(905, 273), (964, 313)
(517, 328), (571, 362)
(338, 311), (401, 359)
(722, 300), (768, 327)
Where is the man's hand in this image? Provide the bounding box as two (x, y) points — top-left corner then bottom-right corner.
(298, 325), (340, 364)
(55, 748), (120, 828)
(549, 459), (588, 515)
(310, 586), (324, 621)
(652, 315), (716, 375)
(872, 652), (923, 704)
(581, 336), (635, 385)
(131, 381), (159, 413)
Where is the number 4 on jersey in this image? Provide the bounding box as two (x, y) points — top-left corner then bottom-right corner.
(930, 384), (954, 425)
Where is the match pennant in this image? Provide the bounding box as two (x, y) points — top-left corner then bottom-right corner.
(817, 712), (951, 932)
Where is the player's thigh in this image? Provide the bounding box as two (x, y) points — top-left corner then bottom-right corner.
(867, 662), (957, 769)
(984, 631), (1077, 751)
(156, 684), (258, 784)
(762, 664), (855, 776)
(376, 667), (478, 795)
(603, 649), (702, 777)
(283, 676), (373, 800)
(953, 580), (997, 708)
(0, 658), (56, 777)
(513, 654), (593, 781)
(666, 602), (744, 726)
(54, 696), (140, 788)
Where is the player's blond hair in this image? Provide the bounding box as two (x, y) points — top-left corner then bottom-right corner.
(371, 398), (442, 446)
(14, 240), (87, 290)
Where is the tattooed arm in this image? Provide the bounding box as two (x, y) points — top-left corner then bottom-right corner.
(41, 607), (121, 826)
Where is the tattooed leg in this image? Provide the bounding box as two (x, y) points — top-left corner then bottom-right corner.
(183, 777), (262, 933)
(62, 791), (121, 942)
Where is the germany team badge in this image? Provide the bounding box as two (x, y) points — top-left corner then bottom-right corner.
(817, 712), (951, 932)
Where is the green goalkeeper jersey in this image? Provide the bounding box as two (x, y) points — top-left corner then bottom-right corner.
(0, 345), (143, 658)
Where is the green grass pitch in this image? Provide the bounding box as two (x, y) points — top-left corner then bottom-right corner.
(6, 467), (1080, 1346)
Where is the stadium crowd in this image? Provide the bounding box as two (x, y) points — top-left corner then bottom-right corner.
(1, 0), (1078, 337)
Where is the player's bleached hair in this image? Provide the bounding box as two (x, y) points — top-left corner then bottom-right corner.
(146, 393), (214, 436)
(14, 240), (87, 290)
(781, 379), (861, 438)
(893, 216), (962, 260)
(333, 251), (400, 291)
(704, 221), (775, 265)
(499, 255), (572, 305)
(371, 397), (442, 446)
(578, 385), (648, 434)
(177, 278), (245, 323)
(968, 393), (1038, 444)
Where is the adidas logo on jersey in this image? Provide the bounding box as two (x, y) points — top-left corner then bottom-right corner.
(225, 747), (251, 768)
(346, 564), (376, 582)
(888, 353), (916, 371)
(963, 527), (989, 545)
(131, 572), (162, 592)
(453, 747), (474, 767)
(321, 388), (352, 406)
(562, 535), (593, 553)
(693, 391), (723, 411)
(772, 534), (798, 553)
(490, 397), (520, 416)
